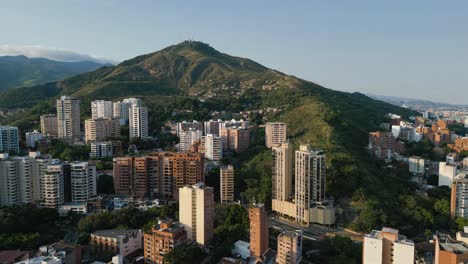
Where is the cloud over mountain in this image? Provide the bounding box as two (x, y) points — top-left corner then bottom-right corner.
(0, 45), (117, 64)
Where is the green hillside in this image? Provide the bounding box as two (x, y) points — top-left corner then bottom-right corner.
(0, 55), (105, 92)
(1, 41), (442, 236)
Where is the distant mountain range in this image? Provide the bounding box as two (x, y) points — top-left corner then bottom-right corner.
(368, 94), (468, 110)
(0, 55), (106, 91)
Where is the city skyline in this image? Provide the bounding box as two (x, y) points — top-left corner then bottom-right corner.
(1, 0), (467, 103)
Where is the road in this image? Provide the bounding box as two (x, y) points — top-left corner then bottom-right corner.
(269, 217), (333, 240)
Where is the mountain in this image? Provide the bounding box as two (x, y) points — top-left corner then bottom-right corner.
(0, 55), (106, 91)
(368, 93), (468, 111)
(0, 41), (424, 234)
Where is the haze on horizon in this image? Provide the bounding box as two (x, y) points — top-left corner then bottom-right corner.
(1, 0), (467, 104)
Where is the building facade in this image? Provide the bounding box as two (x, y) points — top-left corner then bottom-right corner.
(57, 96), (81, 141)
(91, 229), (143, 257)
(129, 105), (149, 139)
(363, 227), (414, 264)
(220, 165), (234, 204)
(143, 219), (186, 264)
(179, 183), (214, 246)
(0, 125), (19, 153)
(40, 114), (58, 138)
(70, 162), (96, 203)
(265, 122), (287, 148)
(220, 127), (250, 153)
(25, 130), (43, 148)
(249, 204), (269, 261)
(204, 134), (222, 161)
(295, 145), (326, 225)
(91, 100), (114, 119)
(272, 142), (294, 216)
(84, 118), (120, 143)
(276, 230), (302, 264)
(113, 152), (205, 199)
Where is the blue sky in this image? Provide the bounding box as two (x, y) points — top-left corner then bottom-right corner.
(1, 0), (467, 104)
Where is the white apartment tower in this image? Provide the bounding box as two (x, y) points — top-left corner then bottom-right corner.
(25, 130), (43, 148)
(0, 125), (19, 153)
(179, 183), (214, 246)
(220, 165), (234, 203)
(42, 163), (65, 208)
(451, 175), (468, 218)
(265, 122), (287, 148)
(295, 145), (326, 225)
(204, 134), (222, 161)
(91, 100), (114, 119)
(121, 98), (142, 124)
(129, 104), (148, 140)
(70, 162), (97, 203)
(57, 96), (81, 141)
(179, 128), (202, 152)
(272, 142), (295, 217)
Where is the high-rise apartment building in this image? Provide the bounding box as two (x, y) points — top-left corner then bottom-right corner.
(25, 130), (43, 148)
(249, 203), (269, 260)
(57, 96), (81, 141)
(0, 125), (19, 153)
(0, 154), (43, 206)
(90, 141), (122, 158)
(220, 127), (250, 153)
(70, 162), (96, 203)
(451, 174), (468, 218)
(272, 142), (293, 215)
(204, 134), (222, 161)
(439, 161), (458, 187)
(113, 152), (204, 199)
(277, 230), (303, 264)
(295, 145), (326, 225)
(40, 114), (58, 137)
(120, 98), (142, 124)
(204, 119), (222, 136)
(91, 100), (114, 119)
(143, 219), (187, 264)
(179, 128), (203, 152)
(113, 101), (122, 120)
(176, 120), (203, 137)
(42, 163), (65, 208)
(84, 118), (120, 143)
(220, 165), (234, 204)
(179, 183), (214, 246)
(129, 104), (148, 139)
(265, 122), (287, 148)
(363, 227), (414, 264)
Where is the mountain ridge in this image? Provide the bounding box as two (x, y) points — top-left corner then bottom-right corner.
(0, 55), (106, 92)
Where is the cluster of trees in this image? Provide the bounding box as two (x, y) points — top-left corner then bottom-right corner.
(302, 236), (362, 264)
(0, 205), (63, 249)
(210, 204), (250, 262)
(38, 139), (89, 161)
(78, 206), (176, 235)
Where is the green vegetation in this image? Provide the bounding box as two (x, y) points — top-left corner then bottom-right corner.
(77, 206), (176, 234)
(0, 205), (63, 249)
(302, 236), (362, 264)
(38, 140), (90, 161)
(0, 55), (105, 92)
(211, 204), (249, 263)
(163, 244), (207, 264)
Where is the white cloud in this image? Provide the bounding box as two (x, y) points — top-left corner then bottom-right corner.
(0, 44), (118, 65)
